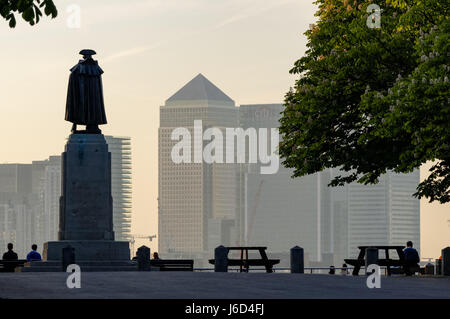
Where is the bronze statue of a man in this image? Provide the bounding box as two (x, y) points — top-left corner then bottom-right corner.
(65, 49), (107, 134)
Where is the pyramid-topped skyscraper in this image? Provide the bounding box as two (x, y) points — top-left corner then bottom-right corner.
(159, 74), (239, 265)
(166, 73), (234, 106)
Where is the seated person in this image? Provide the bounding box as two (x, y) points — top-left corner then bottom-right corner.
(26, 244), (42, 262)
(2, 243), (19, 272)
(403, 241), (420, 276)
(153, 252), (160, 260)
(132, 250), (139, 261)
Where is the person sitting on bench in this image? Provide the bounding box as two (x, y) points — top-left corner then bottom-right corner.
(26, 244), (42, 262)
(2, 243), (19, 272)
(403, 241), (420, 276)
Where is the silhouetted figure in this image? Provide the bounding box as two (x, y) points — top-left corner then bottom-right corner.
(26, 244), (42, 262)
(2, 243), (18, 272)
(132, 250), (139, 261)
(153, 252), (160, 260)
(403, 241), (420, 276)
(65, 49), (107, 134)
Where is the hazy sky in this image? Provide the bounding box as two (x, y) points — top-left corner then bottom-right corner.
(1, 0), (448, 257)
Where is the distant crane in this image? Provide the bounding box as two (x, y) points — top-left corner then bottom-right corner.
(246, 179), (265, 245)
(130, 234), (157, 256)
(234, 178), (264, 249)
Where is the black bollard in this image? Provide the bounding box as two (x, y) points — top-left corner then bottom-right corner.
(290, 246), (304, 274)
(62, 245), (75, 272)
(137, 246), (151, 271)
(214, 246), (228, 272)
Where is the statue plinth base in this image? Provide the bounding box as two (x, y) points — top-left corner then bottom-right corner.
(59, 134), (115, 241)
(44, 240), (131, 261)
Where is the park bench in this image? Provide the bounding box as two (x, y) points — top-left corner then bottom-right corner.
(209, 247), (280, 273)
(345, 246), (408, 276)
(0, 259), (28, 272)
(150, 259), (194, 271)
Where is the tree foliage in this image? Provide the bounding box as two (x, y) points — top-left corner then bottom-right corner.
(0, 0), (57, 28)
(279, 0), (450, 203)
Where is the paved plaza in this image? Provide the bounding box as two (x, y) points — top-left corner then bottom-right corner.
(0, 272), (449, 299)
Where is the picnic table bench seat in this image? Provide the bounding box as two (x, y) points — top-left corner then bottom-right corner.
(208, 258), (280, 267)
(149, 259), (193, 271)
(344, 259), (363, 266)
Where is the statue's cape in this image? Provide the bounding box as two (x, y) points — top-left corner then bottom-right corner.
(70, 59), (104, 76)
(65, 59), (107, 125)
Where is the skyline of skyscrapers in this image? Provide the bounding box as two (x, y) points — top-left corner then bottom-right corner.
(0, 136), (132, 257)
(158, 75), (421, 267)
(0, 75), (421, 266)
(0, 160), (57, 257)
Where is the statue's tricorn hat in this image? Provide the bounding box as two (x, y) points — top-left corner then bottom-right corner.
(79, 49), (97, 58)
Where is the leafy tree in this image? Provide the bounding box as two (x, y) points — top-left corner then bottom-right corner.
(1, 0), (57, 28)
(279, 0), (449, 203)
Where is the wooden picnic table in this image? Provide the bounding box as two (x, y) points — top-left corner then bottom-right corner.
(209, 246), (280, 273)
(344, 246), (405, 276)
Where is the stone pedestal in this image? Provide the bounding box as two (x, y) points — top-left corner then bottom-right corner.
(44, 240), (131, 261)
(59, 134), (114, 241)
(22, 134), (134, 272)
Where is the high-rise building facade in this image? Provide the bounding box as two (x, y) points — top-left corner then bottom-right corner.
(239, 104), (332, 266)
(158, 74), (239, 264)
(34, 156), (61, 246)
(335, 170), (421, 262)
(239, 105), (420, 266)
(0, 163), (39, 257)
(105, 136), (133, 242)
